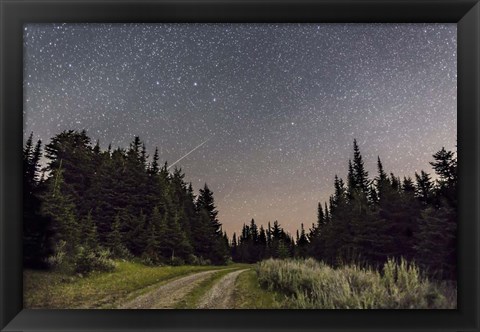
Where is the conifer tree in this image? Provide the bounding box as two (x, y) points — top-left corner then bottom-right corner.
(23, 132), (34, 171)
(295, 223), (309, 257)
(195, 184), (228, 264)
(149, 147), (160, 175)
(231, 232), (238, 261)
(108, 213), (128, 258)
(324, 202), (330, 223)
(414, 206), (456, 279)
(317, 203), (325, 227)
(82, 211), (99, 249)
(352, 139), (369, 193)
(41, 163), (79, 254)
(347, 159), (356, 199)
(44, 130), (94, 210)
(430, 147), (457, 208)
(23, 135), (51, 268)
(166, 213), (193, 261)
(258, 225), (267, 259)
(415, 170), (433, 205)
(124, 210), (147, 256)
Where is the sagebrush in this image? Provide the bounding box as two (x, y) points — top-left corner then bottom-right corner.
(256, 258), (456, 309)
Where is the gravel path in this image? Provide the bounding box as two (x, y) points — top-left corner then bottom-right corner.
(119, 270), (221, 309)
(196, 269), (249, 309)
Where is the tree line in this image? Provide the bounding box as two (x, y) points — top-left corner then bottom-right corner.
(24, 130), (230, 272)
(24, 129), (457, 281)
(231, 139), (457, 281)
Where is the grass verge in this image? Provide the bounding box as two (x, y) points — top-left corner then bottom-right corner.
(24, 261), (247, 309)
(233, 269), (285, 309)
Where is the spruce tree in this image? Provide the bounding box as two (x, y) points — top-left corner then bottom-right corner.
(40, 163), (79, 255)
(295, 223), (309, 257)
(82, 211), (99, 249)
(231, 232), (239, 261)
(430, 147), (457, 208)
(195, 184), (228, 264)
(317, 203), (325, 227)
(415, 170), (433, 206)
(352, 139), (369, 193)
(44, 130), (94, 212)
(23, 135), (51, 268)
(414, 205), (456, 279)
(108, 213), (128, 258)
(149, 147), (160, 175)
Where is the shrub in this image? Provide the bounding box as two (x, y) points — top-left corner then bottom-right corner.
(256, 258), (456, 309)
(110, 245), (133, 260)
(45, 240), (72, 273)
(169, 257), (185, 266)
(73, 246), (116, 274)
(45, 242), (117, 275)
(187, 255), (212, 266)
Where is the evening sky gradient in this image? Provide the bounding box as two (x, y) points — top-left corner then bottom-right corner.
(24, 24), (457, 235)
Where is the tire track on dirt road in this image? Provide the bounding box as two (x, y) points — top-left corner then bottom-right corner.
(120, 269), (222, 309)
(196, 269), (249, 309)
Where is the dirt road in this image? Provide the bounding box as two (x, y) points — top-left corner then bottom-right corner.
(196, 269), (249, 309)
(119, 267), (250, 309)
(120, 269), (221, 309)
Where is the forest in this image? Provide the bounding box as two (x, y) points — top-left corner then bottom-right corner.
(23, 130), (457, 281)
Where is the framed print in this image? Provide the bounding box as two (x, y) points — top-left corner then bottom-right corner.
(1, 0), (479, 331)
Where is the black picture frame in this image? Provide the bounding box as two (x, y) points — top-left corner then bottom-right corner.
(1, 0), (479, 331)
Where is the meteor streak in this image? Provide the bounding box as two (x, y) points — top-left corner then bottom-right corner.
(167, 137), (211, 170)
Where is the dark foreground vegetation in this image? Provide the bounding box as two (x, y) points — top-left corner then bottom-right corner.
(256, 258), (456, 309)
(24, 129), (456, 289)
(232, 139), (457, 282)
(24, 130), (230, 274)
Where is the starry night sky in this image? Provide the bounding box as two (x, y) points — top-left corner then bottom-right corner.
(24, 23), (457, 236)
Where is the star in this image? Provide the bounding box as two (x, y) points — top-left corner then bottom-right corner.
(23, 23), (457, 236)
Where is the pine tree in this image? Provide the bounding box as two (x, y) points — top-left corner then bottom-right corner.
(324, 202), (330, 223)
(317, 203), (325, 227)
(414, 205), (456, 279)
(430, 147), (456, 185)
(124, 136), (149, 217)
(196, 184), (219, 227)
(124, 210), (148, 256)
(415, 170), (433, 205)
(295, 223), (309, 257)
(166, 212), (193, 262)
(85, 147), (124, 243)
(82, 211), (99, 249)
(40, 163), (79, 254)
(231, 232), (238, 261)
(195, 183), (228, 264)
(93, 139), (101, 155)
(352, 139), (369, 193)
(26, 139), (43, 189)
(23, 132), (34, 170)
(44, 130), (95, 212)
(430, 147), (457, 208)
(23, 135), (51, 268)
(332, 175), (347, 212)
(108, 213), (127, 258)
(149, 147), (160, 175)
(258, 225), (267, 260)
(402, 176), (415, 193)
(347, 159), (356, 199)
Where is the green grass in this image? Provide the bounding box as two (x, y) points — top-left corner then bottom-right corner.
(256, 258), (457, 309)
(24, 261), (246, 309)
(233, 269), (285, 309)
(27, 258), (454, 310)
